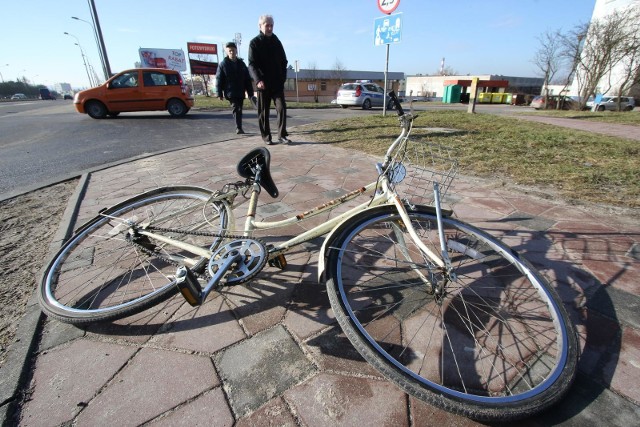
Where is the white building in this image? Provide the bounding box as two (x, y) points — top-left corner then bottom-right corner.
(570, 0), (640, 96)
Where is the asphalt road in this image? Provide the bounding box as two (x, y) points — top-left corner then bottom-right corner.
(0, 99), (533, 201)
(0, 100), (379, 201)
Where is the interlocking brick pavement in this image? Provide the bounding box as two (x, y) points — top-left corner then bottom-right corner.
(4, 125), (640, 426)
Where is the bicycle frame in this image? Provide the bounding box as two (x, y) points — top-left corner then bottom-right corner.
(135, 110), (450, 284)
(221, 112), (449, 273)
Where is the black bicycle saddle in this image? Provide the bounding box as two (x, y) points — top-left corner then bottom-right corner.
(236, 147), (279, 198)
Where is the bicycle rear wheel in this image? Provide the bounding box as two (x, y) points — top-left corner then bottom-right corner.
(40, 186), (230, 324)
(324, 205), (577, 421)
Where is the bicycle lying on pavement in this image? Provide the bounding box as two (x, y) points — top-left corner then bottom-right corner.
(40, 92), (578, 422)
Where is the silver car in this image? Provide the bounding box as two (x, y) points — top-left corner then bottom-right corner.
(336, 81), (393, 110)
(593, 96), (636, 111)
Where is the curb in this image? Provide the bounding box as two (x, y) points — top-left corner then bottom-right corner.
(0, 174), (89, 426)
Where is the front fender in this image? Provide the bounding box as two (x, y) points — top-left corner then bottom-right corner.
(318, 216), (352, 284)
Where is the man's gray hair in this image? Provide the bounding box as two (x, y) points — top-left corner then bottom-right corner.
(258, 14), (274, 26)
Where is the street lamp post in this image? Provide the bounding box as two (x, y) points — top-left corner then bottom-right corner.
(88, 0), (112, 79)
(72, 16), (106, 83)
(64, 32), (94, 87)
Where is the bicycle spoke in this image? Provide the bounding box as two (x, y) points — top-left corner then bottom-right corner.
(326, 206), (577, 420)
(41, 188), (228, 322)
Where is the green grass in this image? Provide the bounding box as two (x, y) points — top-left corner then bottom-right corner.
(297, 111), (640, 208)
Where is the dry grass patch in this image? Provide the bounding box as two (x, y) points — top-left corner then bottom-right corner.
(297, 111), (639, 208)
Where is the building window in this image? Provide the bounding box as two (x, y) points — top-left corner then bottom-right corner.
(308, 83), (317, 91)
(320, 81), (327, 91)
(285, 78), (296, 91)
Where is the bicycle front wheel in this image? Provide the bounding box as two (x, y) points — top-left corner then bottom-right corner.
(324, 205), (577, 421)
(40, 186), (230, 324)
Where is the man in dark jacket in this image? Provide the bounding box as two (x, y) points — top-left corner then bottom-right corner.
(248, 14), (290, 145)
(216, 41), (254, 134)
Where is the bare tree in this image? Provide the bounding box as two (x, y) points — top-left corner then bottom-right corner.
(532, 29), (563, 109)
(563, 11), (629, 110)
(613, 7), (640, 107)
(330, 59), (347, 94)
(433, 66), (458, 76)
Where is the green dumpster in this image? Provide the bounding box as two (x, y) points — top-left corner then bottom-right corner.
(443, 85), (461, 103)
(505, 93), (513, 104)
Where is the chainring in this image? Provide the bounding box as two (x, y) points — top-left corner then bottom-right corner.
(208, 238), (268, 285)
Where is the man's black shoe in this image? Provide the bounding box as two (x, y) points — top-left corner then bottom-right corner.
(236, 128), (245, 134)
(278, 137), (291, 144)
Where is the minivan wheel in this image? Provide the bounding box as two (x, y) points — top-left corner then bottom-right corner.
(597, 105), (605, 112)
(86, 101), (107, 119)
(362, 99), (372, 110)
(167, 99), (188, 117)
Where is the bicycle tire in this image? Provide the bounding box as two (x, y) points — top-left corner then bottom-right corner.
(40, 186), (230, 324)
(324, 205), (578, 421)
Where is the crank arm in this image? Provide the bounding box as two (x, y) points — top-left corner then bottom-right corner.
(175, 250), (242, 306)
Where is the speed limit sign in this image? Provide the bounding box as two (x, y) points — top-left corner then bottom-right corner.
(378, 0), (400, 15)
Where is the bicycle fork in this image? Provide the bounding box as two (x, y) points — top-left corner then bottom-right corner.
(391, 183), (456, 299)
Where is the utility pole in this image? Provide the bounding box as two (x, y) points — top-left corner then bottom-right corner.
(88, 0), (112, 79)
(234, 33), (242, 57)
(295, 60), (300, 103)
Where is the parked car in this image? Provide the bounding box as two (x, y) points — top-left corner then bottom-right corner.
(593, 96), (636, 112)
(11, 93), (28, 100)
(530, 95), (575, 110)
(74, 68), (194, 119)
(63, 94), (73, 100)
(336, 81), (394, 110)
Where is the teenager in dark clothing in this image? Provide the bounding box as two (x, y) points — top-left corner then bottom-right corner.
(248, 14), (290, 145)
(216, 41), (254, 134)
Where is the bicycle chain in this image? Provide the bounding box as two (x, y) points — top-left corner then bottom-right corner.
(120, 180), (258, 281)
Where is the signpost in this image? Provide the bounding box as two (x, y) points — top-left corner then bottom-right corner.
(374, 3), (402, 116)
(374, 13), (402, 46)
(377, 0), (400, 15)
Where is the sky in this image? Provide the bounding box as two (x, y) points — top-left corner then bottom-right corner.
(0, 0), (597, 90)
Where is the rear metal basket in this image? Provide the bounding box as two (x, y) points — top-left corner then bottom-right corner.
(390, 139), (458, 206)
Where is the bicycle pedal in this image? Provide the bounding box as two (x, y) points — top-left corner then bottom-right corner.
(268, 254), (288, 270)
(175, 266), (202, 306)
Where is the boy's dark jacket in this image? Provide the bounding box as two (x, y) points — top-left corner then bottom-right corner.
(216, 57), (253, 100)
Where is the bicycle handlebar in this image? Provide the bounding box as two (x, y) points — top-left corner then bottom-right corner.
(388, 91), (404, 116)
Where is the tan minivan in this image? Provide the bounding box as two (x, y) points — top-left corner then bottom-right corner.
(74, 68), (194, 119)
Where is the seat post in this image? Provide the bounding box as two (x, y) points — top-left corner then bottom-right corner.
(243, 165), (263, 236)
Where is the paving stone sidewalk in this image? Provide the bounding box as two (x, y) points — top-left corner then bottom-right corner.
(3, 129), (640, 426)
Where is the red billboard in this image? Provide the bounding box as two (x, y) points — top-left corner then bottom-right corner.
(187, 42), (217, 55)
(187, 42), (218, 75)
(189, 59), (218, 75)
